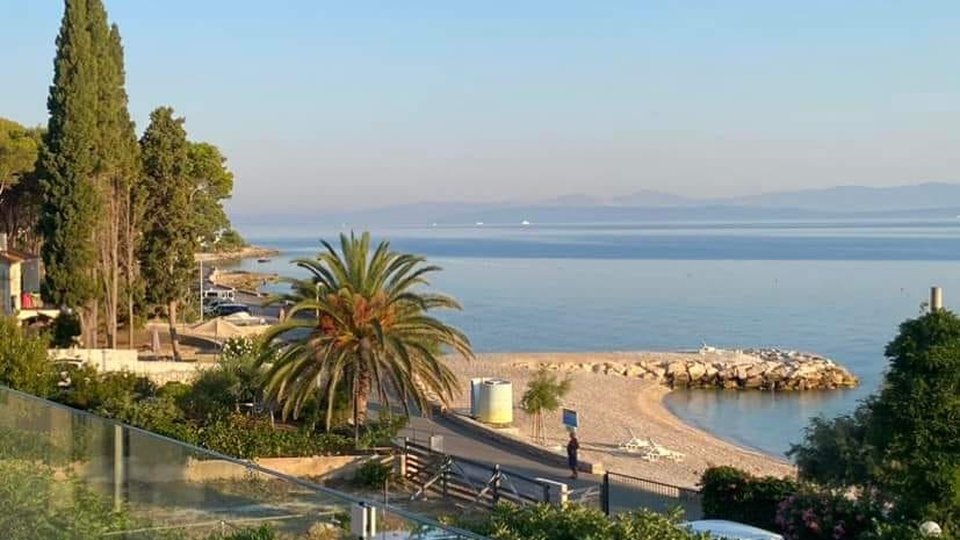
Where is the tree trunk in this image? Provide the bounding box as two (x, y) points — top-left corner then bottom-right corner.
(168, 300), (181, 361)
(125, 188), (136, 349)
(109, 192), (119, 348)
(353, 339), (374, 445)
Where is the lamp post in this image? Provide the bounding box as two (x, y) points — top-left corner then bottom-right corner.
(199, 258), (204, 322)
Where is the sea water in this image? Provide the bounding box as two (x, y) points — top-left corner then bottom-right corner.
(229, 220), (960, 456)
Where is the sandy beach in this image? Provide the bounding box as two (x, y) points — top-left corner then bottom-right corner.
(447, 352), (796, 488)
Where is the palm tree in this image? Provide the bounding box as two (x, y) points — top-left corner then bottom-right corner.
(520, 367), (572, 444)
(258, 232), (474, 442)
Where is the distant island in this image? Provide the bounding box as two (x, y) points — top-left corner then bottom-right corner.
(235, 181), (960, 227)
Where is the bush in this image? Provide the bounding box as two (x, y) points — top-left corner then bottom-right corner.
(57, 366), (155, 410)
(457, 503), (707, 540)
(356, 414), (408, 449)
(199, 414), (352, 459)
(0, 317), (56, 397)
(48, 311), (81, 347)
(700, 466), (799, 532)
(774, 488), (886, 540)
(354, 459), (393, 488)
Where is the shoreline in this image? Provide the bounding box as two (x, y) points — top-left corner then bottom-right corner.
(448, 352), (796, 488)
(195, 245), (280, 264)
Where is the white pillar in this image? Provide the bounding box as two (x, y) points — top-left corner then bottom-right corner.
(931, 286), (944, 312)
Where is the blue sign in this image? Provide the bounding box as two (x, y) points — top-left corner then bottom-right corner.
(562, 408), (579, 428)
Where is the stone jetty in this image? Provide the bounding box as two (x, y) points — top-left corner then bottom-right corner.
(512, 347), (858, 391)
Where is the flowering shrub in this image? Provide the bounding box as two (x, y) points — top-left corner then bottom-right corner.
(221, 336), (257, 362)
(774, 489), (884, 540)
(700, 466), (799, 532)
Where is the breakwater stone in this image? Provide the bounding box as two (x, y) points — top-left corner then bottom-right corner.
(512, 348), (858, 391)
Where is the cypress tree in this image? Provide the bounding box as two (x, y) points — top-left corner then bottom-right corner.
(139, 107), (195, 361)
(40, 0), (102, 343)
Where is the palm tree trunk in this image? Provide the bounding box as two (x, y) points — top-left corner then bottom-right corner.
(354, 339), (374, 445)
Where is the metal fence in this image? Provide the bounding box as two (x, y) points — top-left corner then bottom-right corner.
(601, 471), (703, 519)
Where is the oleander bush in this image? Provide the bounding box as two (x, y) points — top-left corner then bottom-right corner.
(700, 466), (799, 532)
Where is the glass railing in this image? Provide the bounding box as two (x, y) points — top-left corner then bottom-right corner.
(0, 385), (488, 539)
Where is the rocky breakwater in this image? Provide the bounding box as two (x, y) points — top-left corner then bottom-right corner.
(513, 348), (858, 391)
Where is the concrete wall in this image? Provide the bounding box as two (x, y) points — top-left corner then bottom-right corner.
(48, 348), (217, 384)
(120, 455), (365, 484)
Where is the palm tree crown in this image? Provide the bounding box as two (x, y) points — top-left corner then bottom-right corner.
(259, 232), (474, 438)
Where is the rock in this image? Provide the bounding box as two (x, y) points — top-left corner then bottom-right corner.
(687, 362), (707, 381)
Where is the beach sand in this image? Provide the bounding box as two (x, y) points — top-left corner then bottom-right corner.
(447, 352), (796, 488)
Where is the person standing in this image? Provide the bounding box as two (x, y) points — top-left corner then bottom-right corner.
(567, 431), (580, 479)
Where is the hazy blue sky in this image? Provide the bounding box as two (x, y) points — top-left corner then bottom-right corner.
(3, 1), (960, 212)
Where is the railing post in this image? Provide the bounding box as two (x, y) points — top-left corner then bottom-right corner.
(493, 465), (501, 504)
(601, 472), (610, 515)
(113, 423), (124, 511)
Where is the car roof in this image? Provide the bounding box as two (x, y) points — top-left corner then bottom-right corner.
(682, 520), (784, 540)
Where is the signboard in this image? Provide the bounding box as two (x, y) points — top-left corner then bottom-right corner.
(562, 408), (579, 429)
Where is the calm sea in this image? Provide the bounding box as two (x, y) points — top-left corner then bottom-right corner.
(229, 220), (960, 457)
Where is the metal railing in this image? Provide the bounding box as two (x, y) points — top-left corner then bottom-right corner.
(0, 385), (490, 539)
(601, 471), (702, 519)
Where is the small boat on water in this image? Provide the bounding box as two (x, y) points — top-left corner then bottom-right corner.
(256, 257), (271, 263)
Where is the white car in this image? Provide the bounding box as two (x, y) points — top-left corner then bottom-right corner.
(682, 520), (784, 540)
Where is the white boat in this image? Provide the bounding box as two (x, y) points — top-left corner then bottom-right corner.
(521, 220), (531, 226)
(475, 221), (484, 226)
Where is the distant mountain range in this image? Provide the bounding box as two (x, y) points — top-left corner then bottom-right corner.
(235, 182), (960, 227)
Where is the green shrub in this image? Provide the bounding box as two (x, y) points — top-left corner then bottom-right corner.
(57, 366), (155, 410)
(199, 414), (352, 459)
(700, 466), (799, 532)
(357, 414), (408, 449)
(206, 525), (276, 540)
(48, 311), (81, 347)
(354, 459), (393, 488)
(457, 503), (707, 540)
(0, 317), (56, 397)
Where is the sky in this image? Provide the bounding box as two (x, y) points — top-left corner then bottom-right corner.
(3, 1), (960, 213)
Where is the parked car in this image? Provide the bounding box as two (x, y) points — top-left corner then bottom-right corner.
(213, 303), (251, 317)
(681, 520), (784, 540)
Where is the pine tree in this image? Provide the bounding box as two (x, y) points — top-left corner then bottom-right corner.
(139, 107), (195, 361)
(40, 0), (102, 344)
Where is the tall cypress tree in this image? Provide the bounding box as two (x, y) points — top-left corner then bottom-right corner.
(40, 0), (102, 344)
(139, 107), (195, 361)
(41, 0), (140, 347)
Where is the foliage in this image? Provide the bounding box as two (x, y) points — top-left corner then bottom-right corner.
(199, 414), (352, 459)
(259, 231), (474, 443)
(457, 503), (707, 540)
(0, 460), (175, 540)
(356, 414), (408, 449)
(520, 367), (572, 441)
(0, 317), (56, 397)
(354, 459), (393, 488)
(774, 488), (887, 540)
(139, 106), (196, 359)
(187, 141), (235, 247)
(791, 310), (960, 528)
(39, 0), (102, 316)
(216, 229), (248, 251)
(700, 466), (799, 533)
(869, 310), (960, 525)
(56, 366), (154, 410)
(0, 117), (40, 198)
(205, 525), (276, 540)
(48, 310), (82, 347)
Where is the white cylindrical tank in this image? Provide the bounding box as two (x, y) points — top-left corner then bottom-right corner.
(476, 379), (513, 425)
(469, 377), (489, 417)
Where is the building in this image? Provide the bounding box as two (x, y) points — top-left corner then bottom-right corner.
(0, 233), (43, 317)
